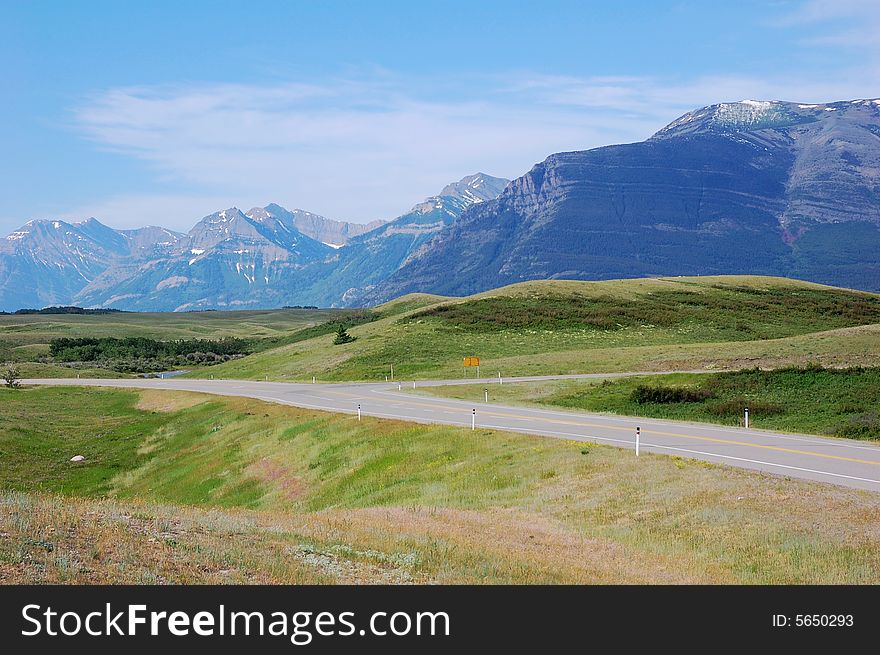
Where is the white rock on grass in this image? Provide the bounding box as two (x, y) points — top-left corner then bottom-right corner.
(69, 455), (86, 462)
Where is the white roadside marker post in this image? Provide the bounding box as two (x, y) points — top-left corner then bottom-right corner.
(499, 372), (503, 385)
(635, 426), (641, 457)
(398, 382), (402, 391)
(472, 408), (476, 431)
(744, 407), (749, 429)
(357, 404), (361, 421)
(312, 376), (316, 384)
(484, 388), (489, 403)
(413, 381), (416, 389)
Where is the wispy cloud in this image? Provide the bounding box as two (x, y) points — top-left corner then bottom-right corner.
(63, 0), (880, 233)
(773, 0), (880, 50)
(70, 75), (672, 228)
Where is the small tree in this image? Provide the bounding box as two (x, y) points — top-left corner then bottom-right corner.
(3, 365), (21, 389)
(332, 325), (356, 345)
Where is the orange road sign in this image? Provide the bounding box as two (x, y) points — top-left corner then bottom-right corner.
(463, 357), (480, 367)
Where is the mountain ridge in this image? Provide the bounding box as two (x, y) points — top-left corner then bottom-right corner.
(0, 173), (509, 311)
(362, 97), (880, 303)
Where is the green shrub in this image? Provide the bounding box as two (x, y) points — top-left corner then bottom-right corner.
(631, 385), (713, 404)
(834, 412), (880, 440)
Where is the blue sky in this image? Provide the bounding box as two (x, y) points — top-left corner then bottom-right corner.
(1, 0), (879, 234)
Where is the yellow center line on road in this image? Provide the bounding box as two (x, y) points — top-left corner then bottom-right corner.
(481, 409), (880, 467)
(328, 388), (880, 468)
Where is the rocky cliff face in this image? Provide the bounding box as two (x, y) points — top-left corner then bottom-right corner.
(74, 208), (334, 312)
(295, 173), (511, 306)
(247, 205), (384, 247)
(364, 99), (880, 303)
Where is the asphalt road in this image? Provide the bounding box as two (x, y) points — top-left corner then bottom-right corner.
(24, 375), (880, 492)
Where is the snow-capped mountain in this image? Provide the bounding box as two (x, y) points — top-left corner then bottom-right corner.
(74, 207), (334, 312)
(437, 172), (509, 204)
(11, 94), (879, 314)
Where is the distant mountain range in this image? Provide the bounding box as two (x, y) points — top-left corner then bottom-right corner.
(0, 173), (509, 311)
(3, 98), (879, 312)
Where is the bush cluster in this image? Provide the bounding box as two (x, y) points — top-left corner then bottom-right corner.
(630, 384), (713, 404)
(49, 337), (250, 362)
(835, 412), (880, 440)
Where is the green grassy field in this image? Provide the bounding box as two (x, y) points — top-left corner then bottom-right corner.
(2, 385), (880, 584)
(0, 307), (345, 376)
(186, 276), (880, 381)
(414, 366), (880, 440)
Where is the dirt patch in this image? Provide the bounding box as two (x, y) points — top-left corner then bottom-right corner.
(135, 390), (208, 413)
(246, 458), (306, 501)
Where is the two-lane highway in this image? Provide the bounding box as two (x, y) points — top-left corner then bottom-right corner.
(24, 376), (880, 492)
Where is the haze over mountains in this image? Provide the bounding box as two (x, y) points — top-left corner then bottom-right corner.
(2, 98), (879, 311)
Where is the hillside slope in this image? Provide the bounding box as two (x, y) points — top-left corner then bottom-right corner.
(190, 275), (880, 381)
(4, 386), (880, 584)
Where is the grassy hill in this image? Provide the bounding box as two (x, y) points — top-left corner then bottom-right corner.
(3, 275), (879, 381)
(187, 276), (880, 381)
(3, 385), (880, 584)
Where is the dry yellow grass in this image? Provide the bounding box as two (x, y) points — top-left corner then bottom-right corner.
(135, 389), (209, 413)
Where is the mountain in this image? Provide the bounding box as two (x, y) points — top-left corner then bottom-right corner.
(298, 173), (510, 306)
(364, 98), (880, 303)
(247, 205), (384, 247)
(74, 208), (334, 311)
(0, 218), (182, 310)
